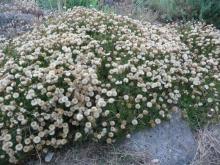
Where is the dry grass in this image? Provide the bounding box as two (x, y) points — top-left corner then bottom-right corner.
(191, 125), (220, 165)
(0, 0), (43, 17)
(101, 0), (159, 23)
(0, 0), (44, 40)
(28, 142), (155, 165)
(28, 124), (220, 165)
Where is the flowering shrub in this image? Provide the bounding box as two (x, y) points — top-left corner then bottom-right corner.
(0, 8), (219, 164)
(178, 23), (220, 128)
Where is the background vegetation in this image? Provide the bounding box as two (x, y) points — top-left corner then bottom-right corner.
(36, 0), (98, 10)
(143, 0), (220, 28)
(23, 0), (219, 28)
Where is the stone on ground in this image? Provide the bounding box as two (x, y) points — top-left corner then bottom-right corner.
(121, 110), (198, 165)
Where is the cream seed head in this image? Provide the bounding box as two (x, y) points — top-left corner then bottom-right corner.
(155, 118), (161, 125)
(135, 104), (141, 109)
(4, 134), (12, 141)
(76, 113), (84, 121)
(126, 134), (131, 139)
(74, 132), (82, 141)
(132, 119), (138, 126)
(33, 136), (41, 144)
(12, 93), (19, 99)
(123, 95), (129, 100)
(15, 144), (23, 151)
(146, 72), (152, 77)
(207, 98), (213, 103)
(85, 122), (92, 128)
(147, 102), (153, 108)
(106, 138), (112, 144)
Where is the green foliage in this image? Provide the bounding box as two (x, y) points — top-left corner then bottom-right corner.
(36, 0), (57, 10)
(146, 0), (220, 27)
(178, 22), (220, 129)
(199, 0), (220, 28)
(146, 0), (187, 20)
(100, 5), (115, 14)
(65, 0), (98, 9)
(36, 0), (98, 10)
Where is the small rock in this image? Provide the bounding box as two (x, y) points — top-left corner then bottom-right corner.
(44, 152), (54, 163)
(121, 110), (197, 165)
(151, 158), (160, 164)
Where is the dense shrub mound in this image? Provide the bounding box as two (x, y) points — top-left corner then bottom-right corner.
(0, 8), (219, 164)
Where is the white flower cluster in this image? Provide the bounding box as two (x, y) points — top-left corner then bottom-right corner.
(0, 8), (219, 164)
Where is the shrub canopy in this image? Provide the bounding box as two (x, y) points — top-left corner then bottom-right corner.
(0, 7), (219, 164)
